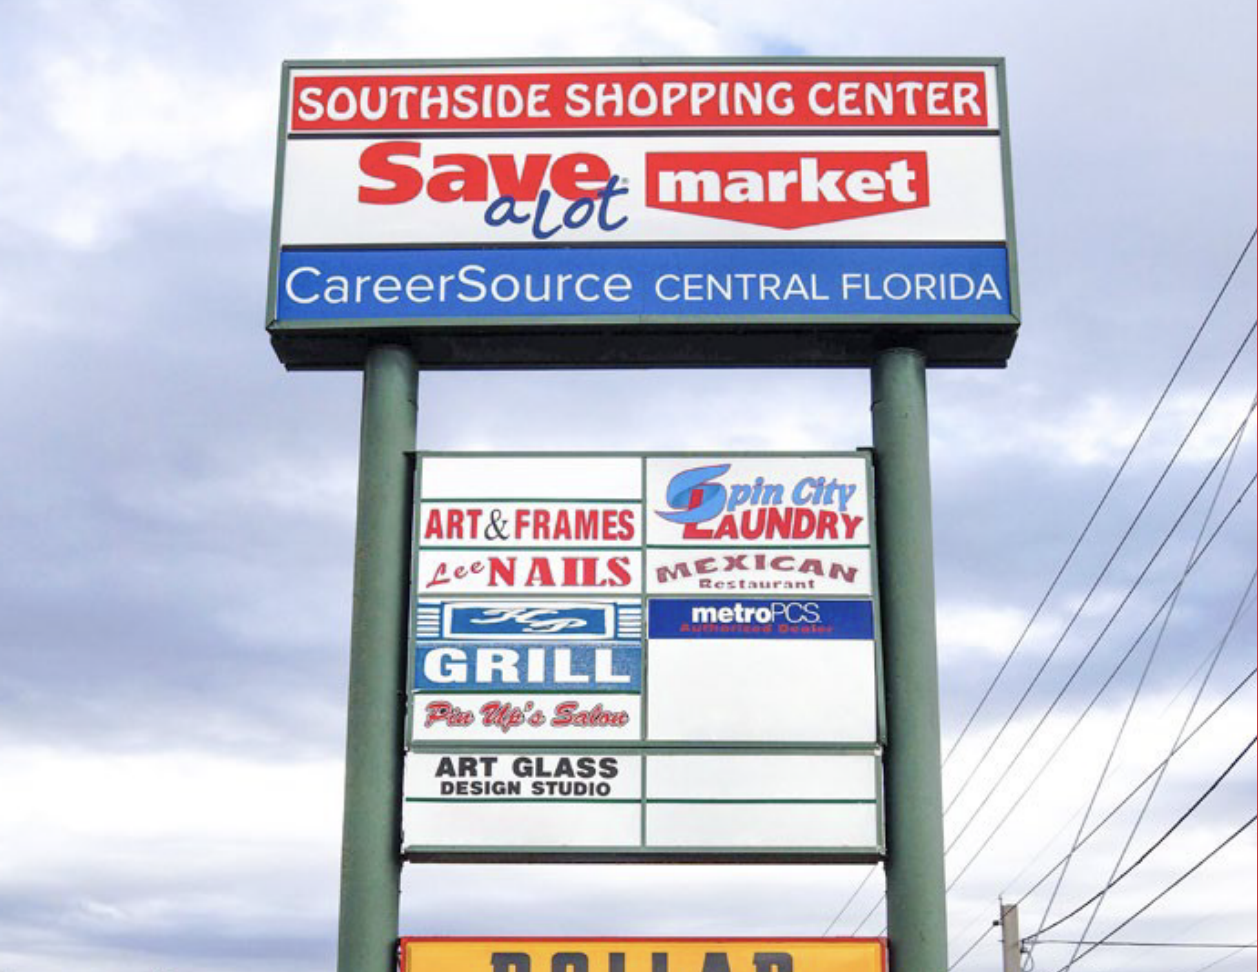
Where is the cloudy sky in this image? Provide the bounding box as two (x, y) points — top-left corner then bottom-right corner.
(0, 2), (1254, 971)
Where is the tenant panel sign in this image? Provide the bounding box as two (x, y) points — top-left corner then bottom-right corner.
(404, 453), (882, 863)
(267, 59), (1020, 368)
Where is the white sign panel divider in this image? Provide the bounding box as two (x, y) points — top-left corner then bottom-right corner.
(405, 452), (884, 862)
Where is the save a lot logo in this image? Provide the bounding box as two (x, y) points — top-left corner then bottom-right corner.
(657, 464), (865, 541)
(357, 140), (629, 240)
(355, 141), (930, 236)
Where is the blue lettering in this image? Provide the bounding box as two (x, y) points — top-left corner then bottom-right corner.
(596, 175), (629, 232)
(484, 195), (530, 228)
(657, 464), (730, 524)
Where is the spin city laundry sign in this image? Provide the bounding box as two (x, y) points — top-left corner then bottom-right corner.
(267, 59), (1020, 369)
(404, 453), (883, 862)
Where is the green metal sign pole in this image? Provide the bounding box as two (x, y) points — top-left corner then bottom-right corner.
(337, 344), (418, 972)
(871, 348), (949, 971)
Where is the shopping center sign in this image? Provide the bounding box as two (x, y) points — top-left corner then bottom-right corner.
(267, 58), (1019, 369)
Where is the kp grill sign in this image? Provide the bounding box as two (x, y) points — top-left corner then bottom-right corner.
(267, 59), (1020, 369)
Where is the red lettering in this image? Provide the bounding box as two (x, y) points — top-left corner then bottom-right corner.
(489, 556), (516, 587)
(424, 701), (474, 727)
(549, 153), (612, 199)
(426, 154), (489, 201)
(524, 557), (556, 587)
(358, 141), (423, 203)
(551, 702), (630, 728)
(605, 555), (632, 587)
(488, 153), (552, 199)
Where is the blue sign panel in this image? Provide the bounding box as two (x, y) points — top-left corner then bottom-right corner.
(415, 643), (642, 692)
(415, 600), (642, 642)
(279, 245), (1009, 320)
(648, 598), (874, 640)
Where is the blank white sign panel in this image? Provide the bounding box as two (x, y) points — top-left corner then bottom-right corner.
(646, 753), (877, 800)
(646, 639), (877, 742)
(645, 803), (878, 848)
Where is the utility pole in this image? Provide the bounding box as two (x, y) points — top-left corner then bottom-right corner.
(1000, 900), (1022, 972)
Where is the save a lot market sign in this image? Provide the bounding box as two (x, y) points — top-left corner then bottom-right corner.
(267, 58), (1019, 369)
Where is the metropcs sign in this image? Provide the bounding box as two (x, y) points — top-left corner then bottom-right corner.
(267, 59), (1020, 369)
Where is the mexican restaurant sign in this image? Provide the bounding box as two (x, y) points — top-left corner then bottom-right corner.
(267, 59), (1019, 369)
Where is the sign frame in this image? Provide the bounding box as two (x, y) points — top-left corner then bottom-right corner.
(403, 450), (885, 864)
(267, 57), (1020, 370)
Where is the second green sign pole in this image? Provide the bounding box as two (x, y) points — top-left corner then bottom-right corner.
(872, 348), (949, 971)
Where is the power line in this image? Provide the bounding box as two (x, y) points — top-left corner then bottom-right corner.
(946, 470), (1252, 895)
(947, 664), (1257, 965)
(948, 921), (997, 970)
(942, 321), (1256, 823)
(821, 865), (877, 936)
(944, 431), (1257, 869)
(940, 228), (1257, 771)
(1027, 408), (1256, 969)
(869, 469), (1256, 934)
(837, 236), (1258, 949)
(1162, 583), (1258, 716)
(946, 462), (1252, 900)
(1188, 941), (1258, 972)
(851, 882), (884, 937)
(1049, 815), (1258, 972)
(1033, 941), (1256, 950)
(1056, 554), (1258, 972)
(1026, 736), (1256, 940)
(1012, 663), (1258, 904)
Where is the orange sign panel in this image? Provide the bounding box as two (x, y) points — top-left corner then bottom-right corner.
(401, 938), (885, 972)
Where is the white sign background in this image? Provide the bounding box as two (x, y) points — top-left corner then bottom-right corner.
(281, 134), (1006, 246)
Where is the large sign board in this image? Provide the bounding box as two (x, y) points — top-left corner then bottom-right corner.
(267, 59), (1019, 369)
(400, 939), (887, 972)
(404, 453), (883, 863)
